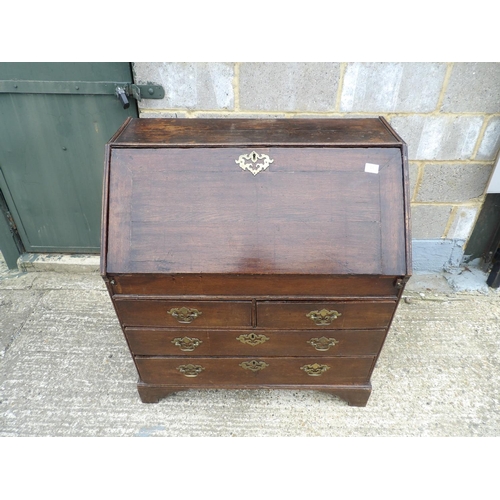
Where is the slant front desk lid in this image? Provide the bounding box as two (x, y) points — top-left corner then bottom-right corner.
(102, 118), (411, 276)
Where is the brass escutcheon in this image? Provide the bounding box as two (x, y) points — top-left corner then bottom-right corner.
(307, 337), (339, 351)
(167, 307), (202, 324)
(172, 336), (203, 352)
(235, 151), (274, 176)
(236, 333), (270, 346)
(239, 360), (269, 372)
(177, 364), (205, 377)
(300, 363), (330, 376)
(306, 309), (341, 326)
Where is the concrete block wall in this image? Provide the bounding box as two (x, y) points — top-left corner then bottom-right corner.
(132, 62), (500, 271)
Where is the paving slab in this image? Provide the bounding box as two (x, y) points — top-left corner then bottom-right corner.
(0, 289), (43, 358)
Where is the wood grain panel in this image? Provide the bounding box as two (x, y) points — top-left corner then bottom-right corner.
(106, 147), (406, 275)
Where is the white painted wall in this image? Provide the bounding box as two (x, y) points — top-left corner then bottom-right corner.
(487, 153), (500, 193)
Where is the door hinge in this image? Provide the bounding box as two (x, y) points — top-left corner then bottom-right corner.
(4, 210), (18, 232)
(0, 191), (18, 233)
(0, 80), (165, 106)
(0, 187), (25, 254)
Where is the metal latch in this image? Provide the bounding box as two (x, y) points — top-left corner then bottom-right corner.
(114, 83), (160, 109)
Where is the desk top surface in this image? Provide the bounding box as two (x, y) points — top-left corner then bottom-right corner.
(110, 117), (404, 148)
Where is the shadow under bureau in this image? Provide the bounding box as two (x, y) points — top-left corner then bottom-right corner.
(101, 117), (412, 406)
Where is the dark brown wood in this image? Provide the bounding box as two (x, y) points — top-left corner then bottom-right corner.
(110, 274), (401, 298)
(114, 299), (252, 327)
(125, 328), (387, 357)
(100, 117), (132, 276)
(319, 386), (372, 407)
(135, 356), (375, 386)
(378, 116), (412, 275)
(101, 117), (411, 407)
(112, 118), (402, 147)
(105, 147), (406, 276)
(256, 301), (396, 329)
(137, 381), (178, 403)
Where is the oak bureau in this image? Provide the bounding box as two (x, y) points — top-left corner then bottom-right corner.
(101, 117), (411, 406)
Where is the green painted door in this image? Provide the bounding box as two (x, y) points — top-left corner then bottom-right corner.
(0, 63), (138, 265)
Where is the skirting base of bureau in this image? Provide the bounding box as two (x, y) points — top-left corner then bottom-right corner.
(137, 380), (372, 407)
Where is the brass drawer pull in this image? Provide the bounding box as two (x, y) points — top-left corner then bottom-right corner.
(167, 307), (202, 324)
(306, 309), (341, 326)
(300, 363), (330, 376)
(239, 360), (269, 372)
(177, 364), (205, 377)
(236, 333), (270, 346)
(235, 151), (274, 176)
(172, 336), (203, 352)
(307, 336), (339, 351)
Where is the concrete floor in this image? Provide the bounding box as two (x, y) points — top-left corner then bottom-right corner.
(1, 253), (499, 437)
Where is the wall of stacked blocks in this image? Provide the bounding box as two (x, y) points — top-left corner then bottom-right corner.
(132, 62), (500, 272)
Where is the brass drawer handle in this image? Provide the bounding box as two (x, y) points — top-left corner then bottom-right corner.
(172, 336), (203, 352)
(235, 151), (274, 176)
(307, 337), (339, 351)
(177, 364), (205, 377)
(167, 307), (202, 324)
(239, 360), (269, 372)
(306, 309), (341, 326)
(300, 363), (330, 376)
(236, 333), (270, 346)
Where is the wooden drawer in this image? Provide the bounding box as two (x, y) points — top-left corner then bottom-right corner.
(114, 299), (252, 328)
(125, 328), (387, 357)
(256, 301), (396, 329)
(110, 274), (401, 299)
(135, 356), (375, 386)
